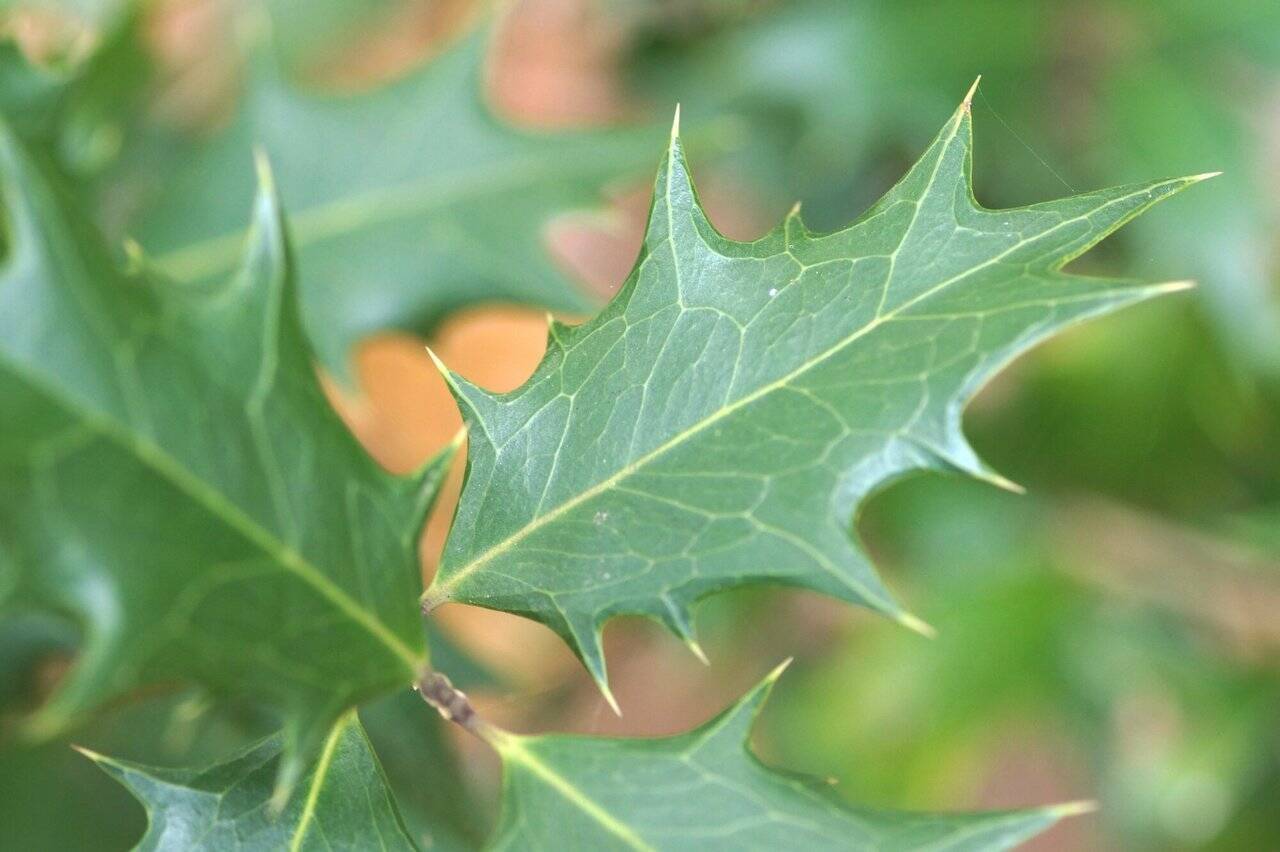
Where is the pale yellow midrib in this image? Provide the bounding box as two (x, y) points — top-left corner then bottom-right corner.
(289, 714), (348, 852)
(432, 175), (1177, 600)
(153, 145), (647, 281)
(501, 737), (655, 851)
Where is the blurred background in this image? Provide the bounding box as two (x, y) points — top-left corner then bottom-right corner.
(1, 0), (1278, 849)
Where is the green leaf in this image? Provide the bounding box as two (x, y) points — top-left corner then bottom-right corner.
(0, 11), (150, 182)
(136, 12), (660, 379)
(426, 87), (1209, 698)
(632, 0), (1280, 378)
(0, 123), (450, 797)
(0, 39), (65, 137)
(484, 662), (1086, 850)
(82, 711), (417, 851)
(361, 688), (489, 851)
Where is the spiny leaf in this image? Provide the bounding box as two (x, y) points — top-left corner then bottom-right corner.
(135, 9), (662, 379)
(0, 123), (450, 799)
(81, 711), (417, 851)
(633, 0), (1280, 377)
(484, 662), (1089, 850)
(427, 84), (1209, 697)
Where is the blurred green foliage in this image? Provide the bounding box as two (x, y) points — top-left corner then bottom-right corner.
(759, 477), (1280, 849)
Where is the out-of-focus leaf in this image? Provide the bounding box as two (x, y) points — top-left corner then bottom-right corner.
(0, 124), (451, 798)
(84, 712), (417, 851)
(6, 0), (131, 30)
(261, 0), (404, 72)
(136, 11), (661, 379)
(427, 90), (1204, 696)
(484, 663), (1084, 850)
(0, 10), (150, 183)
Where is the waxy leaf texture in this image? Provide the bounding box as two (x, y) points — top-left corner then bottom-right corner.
(486, 662), (1086, 850)
(428, 84), (1209, 698)
(0, 125), (449, 799)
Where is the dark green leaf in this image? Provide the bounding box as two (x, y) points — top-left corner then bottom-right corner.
(83, 711), (417, 851)
(362, 687), (489, 851)
(0, 122), (449, 797)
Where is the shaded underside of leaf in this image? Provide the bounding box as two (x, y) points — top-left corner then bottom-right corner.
(429, 87), (1207, 695)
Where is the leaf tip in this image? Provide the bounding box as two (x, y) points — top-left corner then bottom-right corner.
(1185, 170), (1223, 183)
(980, 468), (1026, 495)
(896, 611), (937, 639)
(1149, 279), (1197, 295)
(963, 75), (982, 111)
(447, 424), (469, 453)
(425, 346), (459, 389)
(686, 638), (711, 666)
(600, 681), (623, 717)
(670, 103), (682, 143)
(252, 146), (278, 199)
(764, 657), (794, 686)
(1047, 799), (1099, 819)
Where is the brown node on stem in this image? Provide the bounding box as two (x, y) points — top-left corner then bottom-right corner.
(416, 671), (481, 733)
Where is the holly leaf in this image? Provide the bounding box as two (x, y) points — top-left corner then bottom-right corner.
(426, 84), (1209, 699)
(484, 662), (1087, 850)
(631, 0), (1280, 378)
(0, 11), (150, 183)
(136, 12), (660, 379)
(81, 712), (417, 851)
(0, 123), (450, 798)
(361, 688), (489, 851)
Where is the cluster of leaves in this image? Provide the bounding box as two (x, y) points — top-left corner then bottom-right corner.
(0, 1), (1220, 849)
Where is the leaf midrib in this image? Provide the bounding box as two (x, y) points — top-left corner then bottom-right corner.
(288, 714), (348, 852)
(498, 735), (655, 852)
(152, 143), (650, 282)
(3, 354), (422, 671)
(431, 119), (1181, 602)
